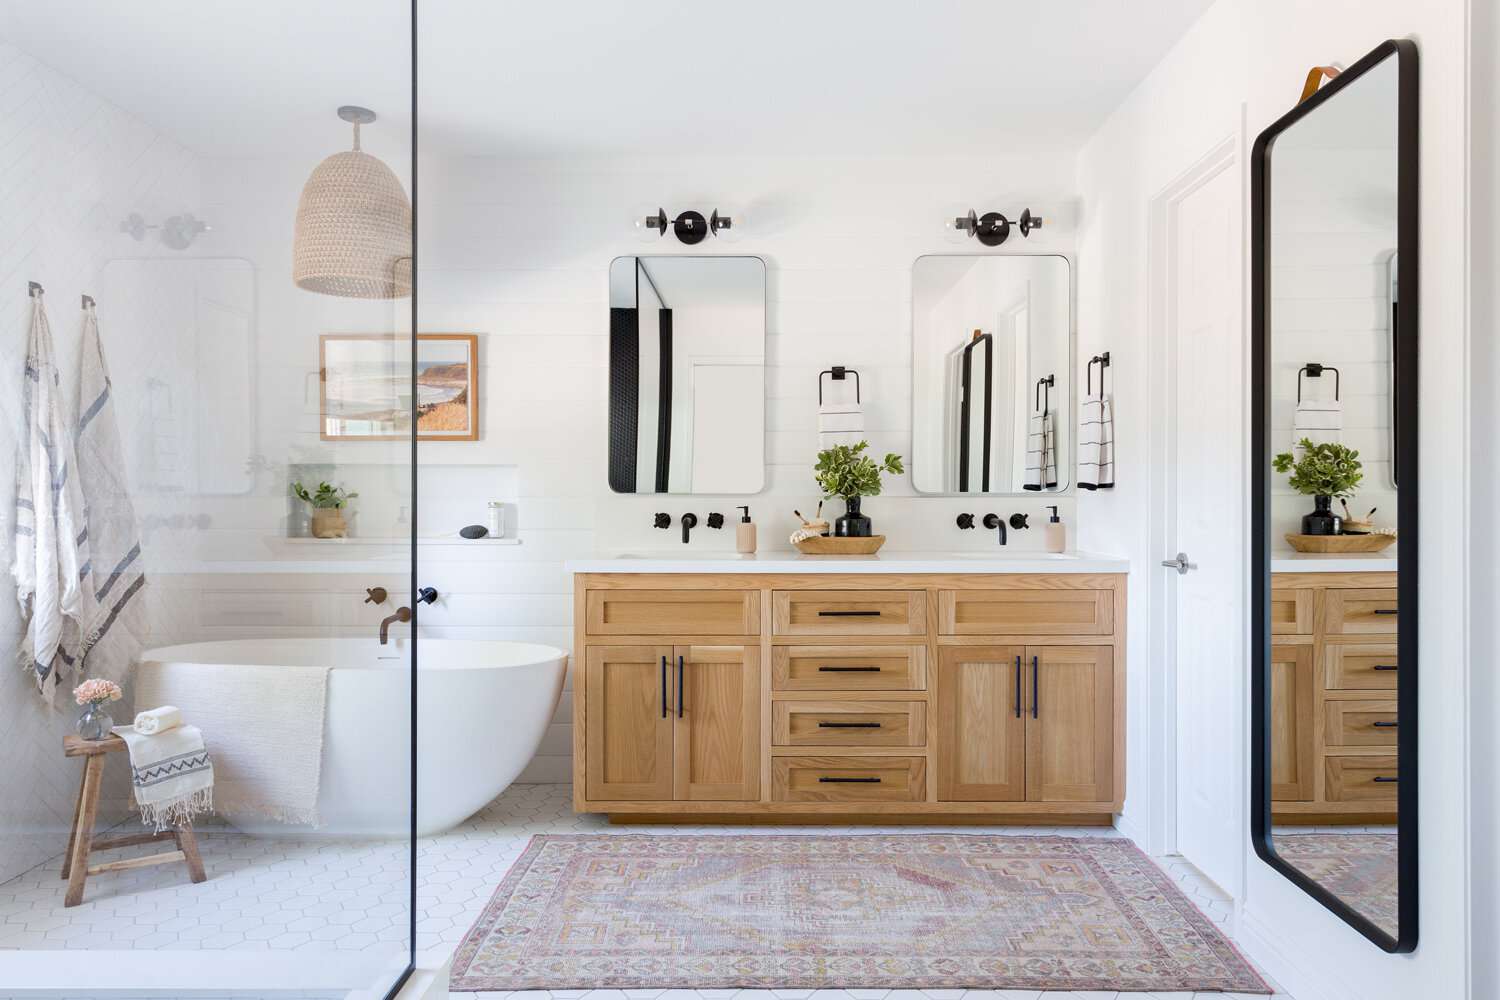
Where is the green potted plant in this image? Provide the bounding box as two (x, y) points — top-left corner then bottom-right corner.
(291, 480), (359, 538)
(814, 441), (904, 537)
(1272, 439), (1363, 535)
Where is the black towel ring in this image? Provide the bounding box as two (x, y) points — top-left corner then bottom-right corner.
(1034, 374), (1055, 414)
(1297, 363), (1341, 403)
(1087, 352), (1111, 397)
(818, 366), (861, 405)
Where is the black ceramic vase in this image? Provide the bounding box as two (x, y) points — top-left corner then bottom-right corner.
(1301, 494), (1342, 536)
(834, 496), (873, 537)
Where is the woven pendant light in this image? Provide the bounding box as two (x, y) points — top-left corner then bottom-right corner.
(293, 106), (412, 299)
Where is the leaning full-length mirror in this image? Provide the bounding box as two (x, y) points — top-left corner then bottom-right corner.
(1251, 39), (1418, 953)
(911, 255), (1072, 494)
(607, 256), (766, 494)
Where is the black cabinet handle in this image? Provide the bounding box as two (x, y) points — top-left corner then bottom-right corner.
(817, 721), (882, 729)
(1372, 720), (1398, 728)
(1373, 776), (1398, 783)
(1373, 664), (1399, 671)
(819, 665), (880, 672)
(818, 776), (882, 783)
(660, 655), (668, 719)
(1373, 609), (1398, 615)
(1032, 655), (1040, 719)
(818, 610), (881, 617)
(677, 654), (685, 718)
(1014, 655), (1022, 719)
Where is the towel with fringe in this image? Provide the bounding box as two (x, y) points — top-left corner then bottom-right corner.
(1078, 395), (1116, 490)
(111, 722), (214, 831)
(75, 302), (147, 685)
(11, 289), (85, 700)
(1024, 410), (1058, 491)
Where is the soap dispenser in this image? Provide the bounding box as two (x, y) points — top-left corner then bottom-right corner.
(736, 505), (757, 554)
(1044, 505), (1067, 553)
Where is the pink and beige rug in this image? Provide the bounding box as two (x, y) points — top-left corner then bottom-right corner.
(1275, 832), (1398, 937)
(450, 834), (1269, 992)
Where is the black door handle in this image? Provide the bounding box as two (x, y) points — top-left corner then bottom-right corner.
(1373, 776), (1399, 783)
(1372, 720), (1398, 728)
(1373, 664), (1399, 671)
(1373, 609), (1398, 615)
(818, 610), (881, 617)
(660, 655), (668, 719)
(817, 721), (882, 729)
(818, 776), (882, 783)
(818, 665), (881, 672)
(677, 654), (685, 718)
(1032, 655), (1039, 719)
(1014, 655), (1022, 719)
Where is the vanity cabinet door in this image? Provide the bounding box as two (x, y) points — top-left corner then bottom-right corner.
(584, 645), (675, 801)
(1024, 645), (1114, 802)
(1269, 643), (1315, 801)
(673, 644), (760, 801)
(935, 645), (1027, 801)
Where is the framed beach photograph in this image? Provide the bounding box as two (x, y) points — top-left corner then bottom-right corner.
(320, 333), (479, 441)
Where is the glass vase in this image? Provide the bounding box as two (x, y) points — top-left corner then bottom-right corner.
(76, 702), (114, 741)
(833, 496), (873, 537)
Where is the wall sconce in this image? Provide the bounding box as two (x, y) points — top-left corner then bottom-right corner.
(945, 207), (1044, 247)
(635, 207), (740, 245)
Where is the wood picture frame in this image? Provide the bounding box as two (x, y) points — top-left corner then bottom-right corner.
(319, 333), (479, 441)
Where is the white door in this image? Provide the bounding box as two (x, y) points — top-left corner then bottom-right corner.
(1168, 159), (1244, 896)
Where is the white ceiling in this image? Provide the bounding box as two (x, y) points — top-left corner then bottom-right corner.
(1, 0), (1217, 158)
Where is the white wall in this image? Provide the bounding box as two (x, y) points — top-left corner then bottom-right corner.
(1076, 3), (1470, 1000)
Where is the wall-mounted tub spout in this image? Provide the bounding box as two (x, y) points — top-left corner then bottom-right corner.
(379, 607), (412, 645)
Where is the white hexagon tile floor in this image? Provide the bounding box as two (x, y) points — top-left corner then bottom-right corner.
(0, 783), (1292, 1000)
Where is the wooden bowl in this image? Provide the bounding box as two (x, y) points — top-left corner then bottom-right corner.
(794, 534), (886, 556)
(1284, 533), (1396, 554)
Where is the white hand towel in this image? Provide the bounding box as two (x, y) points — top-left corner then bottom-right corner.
(1079, 395), (1116, 490)
(818, 398), (865, 449)
(11, 290), (85, 701)
(74, 303), (147, 685)
(133, 705), (182, 735)
(1024, 410), (1058, 491)
(1293, 399), (1343, 445)
(111, 723), (214, 831)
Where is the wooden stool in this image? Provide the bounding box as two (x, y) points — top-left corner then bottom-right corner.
(61, 734), (207, 906)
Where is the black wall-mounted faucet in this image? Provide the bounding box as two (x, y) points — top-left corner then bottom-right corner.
(653, 512), (671, 530)
(982, 513), (1007, 545)
(681, 512), (698, 543)
(956, 513), (976, 530)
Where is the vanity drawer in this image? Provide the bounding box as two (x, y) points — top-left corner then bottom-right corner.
(1324, 755), (1399, 803)
(939, 589), (1112, 636)
(1325, 589), (1399, 635)
(1324, 699), (1399, 747)
(772, 645), (926, 691)
(772, 700), (926, 748)
(586, 590), (759, 636)
(771, 755), (927, 803)
(1325, 643), (1399, 690)
(772, 591), (926, 636)
(1270, 589), (1314, 635)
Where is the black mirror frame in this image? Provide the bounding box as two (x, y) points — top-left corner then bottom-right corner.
(1250, 37), (1419, 954)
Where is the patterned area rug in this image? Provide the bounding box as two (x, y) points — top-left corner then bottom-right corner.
(451, 834), (1269, 992)
(1275, 832), (1398, 937)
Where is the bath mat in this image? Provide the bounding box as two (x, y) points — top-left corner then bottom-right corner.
(450, 834), (1270, 992)
(1275, 832), (1398, 936)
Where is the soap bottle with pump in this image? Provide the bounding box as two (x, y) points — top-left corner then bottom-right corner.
(736, 506), (757, 554)
(1044, 505), (1067, 553)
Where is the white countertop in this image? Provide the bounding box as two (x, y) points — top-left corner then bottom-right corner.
(567, 550), (1129, 574)
(1270, 552), (1398, 573)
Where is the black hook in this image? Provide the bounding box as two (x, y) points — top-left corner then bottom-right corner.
(1087, 352), (1111, 397)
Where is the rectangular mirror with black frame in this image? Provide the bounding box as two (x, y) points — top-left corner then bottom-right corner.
(1251, 38), (1418, 953)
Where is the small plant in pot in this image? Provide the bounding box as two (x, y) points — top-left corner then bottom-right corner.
(814, 441), (904, 537)
(292, 481), (359, 539)
(1272, 439), (1363, 536)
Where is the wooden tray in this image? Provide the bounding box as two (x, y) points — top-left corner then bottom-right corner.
(794, 534), (886, 556)
(1284, 533), (1396, 553)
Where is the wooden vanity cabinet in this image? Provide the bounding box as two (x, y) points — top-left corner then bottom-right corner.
(1270, 571), (1399, 823)
(574, 572), (1125, 821)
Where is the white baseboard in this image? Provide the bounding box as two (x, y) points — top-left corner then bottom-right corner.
(1238, 905), (1352, 1000)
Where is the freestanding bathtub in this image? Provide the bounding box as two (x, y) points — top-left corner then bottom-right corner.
(135, 637), (566, 837)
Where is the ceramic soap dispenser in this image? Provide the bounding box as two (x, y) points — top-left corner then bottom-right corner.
(1043, 505), (1067, 553)
(736, 505), (757, 554)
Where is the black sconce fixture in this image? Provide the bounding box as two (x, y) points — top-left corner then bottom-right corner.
(637, 207), (738, 245)
(947, 207), (1044, 247)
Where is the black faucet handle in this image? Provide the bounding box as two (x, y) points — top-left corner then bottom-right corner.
(417, 587), (438, 605)
(653, 512), (671, 529)
(1009, 513), (1030, 530)
(982, 513), (1001, 530)
(364, 586), (388, 604)
(706, 512), (725, 529)
(956, 513), (976, 530)
(680, 512), (698, 544)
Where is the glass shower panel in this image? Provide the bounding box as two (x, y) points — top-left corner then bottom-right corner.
(0, 3), (415, 996)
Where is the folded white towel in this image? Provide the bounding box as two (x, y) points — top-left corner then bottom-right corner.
(1024, 410), (1058, 491)
(1294, 400), (1343, 446)
(133, 705), (182, 735)
(111, 723), (214, 831)
(1079, 395), (1115, 490)
(818, 398), (865, 450)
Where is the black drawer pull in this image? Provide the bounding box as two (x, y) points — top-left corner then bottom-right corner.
(817, 721), (882, 729)
(1371, 720), (1398, 728)
(1373, 609), (1398, 615)
(818, 610), (881, 617)
(1372, 776), (1399, 783)
(818, 665), (880, 672)
(818, 776), (882, 783)
(1373, 664), (1399, 671)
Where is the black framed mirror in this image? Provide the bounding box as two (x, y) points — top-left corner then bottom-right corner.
(1251, 38), (1418, 953)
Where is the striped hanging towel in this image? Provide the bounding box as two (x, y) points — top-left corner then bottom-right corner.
(74, 300), (147, 683)
(1078, 393), (1116, 490)
(1024, 408), (1057, 491)
(11, 289), (85, 700)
